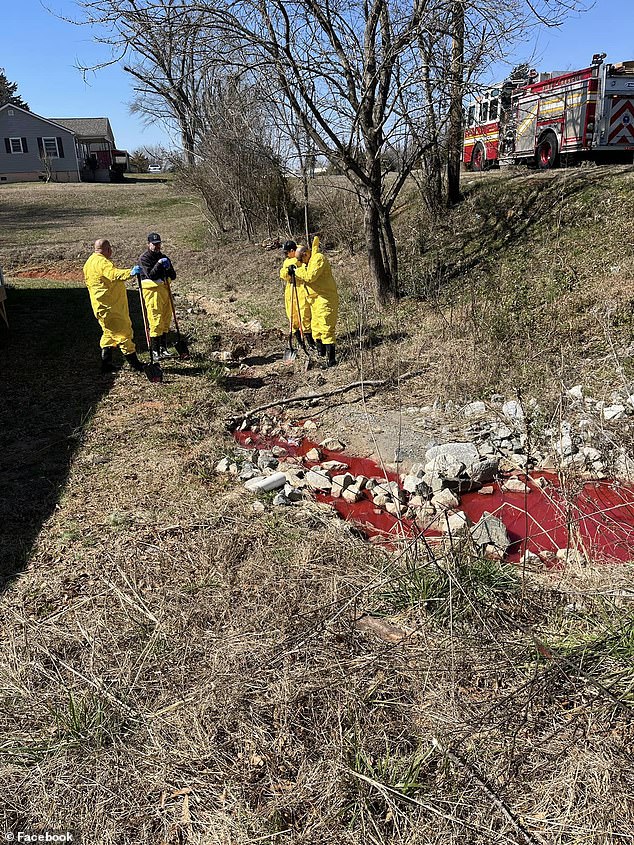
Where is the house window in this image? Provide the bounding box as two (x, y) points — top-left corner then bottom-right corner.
(7, 109), (14, 117)
(9, 138), (25, 153)
(42, 137), (60, 158)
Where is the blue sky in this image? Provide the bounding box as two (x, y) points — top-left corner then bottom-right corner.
(2, 0), (632, 153)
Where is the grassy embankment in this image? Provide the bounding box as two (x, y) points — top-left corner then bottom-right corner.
(0, 173), (633, 843)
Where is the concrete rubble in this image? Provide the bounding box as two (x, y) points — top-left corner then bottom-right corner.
(218, 382), (634, 557)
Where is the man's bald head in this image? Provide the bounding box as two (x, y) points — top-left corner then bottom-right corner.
(94, 239), (112, 258)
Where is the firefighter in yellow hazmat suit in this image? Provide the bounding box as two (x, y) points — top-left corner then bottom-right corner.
(294, 239), (339, 366)
(138, 233), (177, 362)
(280, 240), (314, 349)
(83, 239), (144, 374)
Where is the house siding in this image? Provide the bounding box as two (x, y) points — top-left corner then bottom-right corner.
(0, 107), (79, 183)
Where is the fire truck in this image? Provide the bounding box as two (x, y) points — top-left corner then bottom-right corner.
(463, 54), (634, 170)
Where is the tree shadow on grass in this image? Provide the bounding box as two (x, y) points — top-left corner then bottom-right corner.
(0, 280), (122, 594)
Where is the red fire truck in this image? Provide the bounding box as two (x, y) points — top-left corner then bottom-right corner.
(463, 54), (634, 170)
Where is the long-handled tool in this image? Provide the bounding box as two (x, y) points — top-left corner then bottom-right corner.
(135, 273), (163, 383)
(283, 281), (298, 364)
(283, 274), (307, 364)
(292, 278), (313, 372)
(165, 279), (190, 359)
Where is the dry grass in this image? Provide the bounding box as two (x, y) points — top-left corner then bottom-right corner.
(1, 176), (634, 843)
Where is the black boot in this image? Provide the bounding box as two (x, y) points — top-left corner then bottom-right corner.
(159, 333), (173, 359)
(124, 352), (145, 372)
(100, 347), (117, 373)
(149, 336), (162, 363)
(325, 344), (337, 367)
(315, 338), (325, 357)
(294, 328), (303, 346)
(304, 332), (316, 349)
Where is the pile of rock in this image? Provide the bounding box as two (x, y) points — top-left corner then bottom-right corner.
(216, 439), (510, 557)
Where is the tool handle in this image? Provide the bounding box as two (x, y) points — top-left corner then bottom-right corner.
(135, 273), (152, 349)
(165, 280), (182, 339)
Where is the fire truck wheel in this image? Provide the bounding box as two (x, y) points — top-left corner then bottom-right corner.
(536, 132), (559, 170)
(471, 143), (487, 172)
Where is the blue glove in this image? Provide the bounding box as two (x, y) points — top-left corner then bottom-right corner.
(158, 256), (171, 269)
(131, 265), (142, 276)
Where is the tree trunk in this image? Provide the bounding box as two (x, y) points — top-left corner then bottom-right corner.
(447, 0), (465, 207)
(181, 125), (196, 167)
(364, 201), (397, 307)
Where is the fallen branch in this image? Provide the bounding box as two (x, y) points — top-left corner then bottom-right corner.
(229, 370), (423, 426)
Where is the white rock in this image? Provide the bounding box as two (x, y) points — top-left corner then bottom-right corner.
(322, 460), (348, 472)
(342, 486), (363, 503)
(471, 513), (509, 552)
(330, 473), (354, 497)
(580, 446), (602, 462)
(431, 488), (460, 511)
(501, 477), (530, 494)
(305, 469), (332, 491)
(614, 452), (634, 481)
(402, 475), (423, 494)
(303, 420), (318, 430)
(216, 457), (231, 473)
(283, 483), (305, 502)
(305, 447), (322, 462)
(370, 480), (395, 497)
(463, 400), (486, 417)
(425, 455), (466, 479)
(414, 505), (436, 529)
(252, 501), (266, 513)
(320, 438), (346, 452)
(437, 510), (472, 536)
(603, 405), (625, 421)
(502, 400), (524, 420)
(567, 384), (584, 401)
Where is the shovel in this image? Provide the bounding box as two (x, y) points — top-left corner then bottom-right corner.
(165, 279), (190, 359)
(293, 279), (312, 372)
(283, 297), (297, 364)
(135, 273), (163, 383)
(283, 278), (307, 364)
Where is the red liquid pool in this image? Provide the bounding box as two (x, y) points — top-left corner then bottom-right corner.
(234, 430), (634, 563)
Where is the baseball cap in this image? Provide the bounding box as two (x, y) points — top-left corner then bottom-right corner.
(282, 240), (297, 252)
(147, 232), (162, 243)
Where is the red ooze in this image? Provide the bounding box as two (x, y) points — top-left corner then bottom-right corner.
(234, 430), (634, 564)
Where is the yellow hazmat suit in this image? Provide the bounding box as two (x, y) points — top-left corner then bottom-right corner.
(295, 250), (339, 346)
(83, 253), (136, 355)
(141, 281), (172, 337)
(280, 256), (311, 332)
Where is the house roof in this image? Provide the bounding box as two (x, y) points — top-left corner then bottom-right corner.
(49, 117), (113, 139)
(0, 103), (77, 134)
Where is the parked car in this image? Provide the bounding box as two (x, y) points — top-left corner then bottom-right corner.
(148, 165), (161, 173)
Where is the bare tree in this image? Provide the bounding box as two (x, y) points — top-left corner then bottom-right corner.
(72, 0), (218, 165)
(72, 0), (590, 302)
(178, 74), (290, 239)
